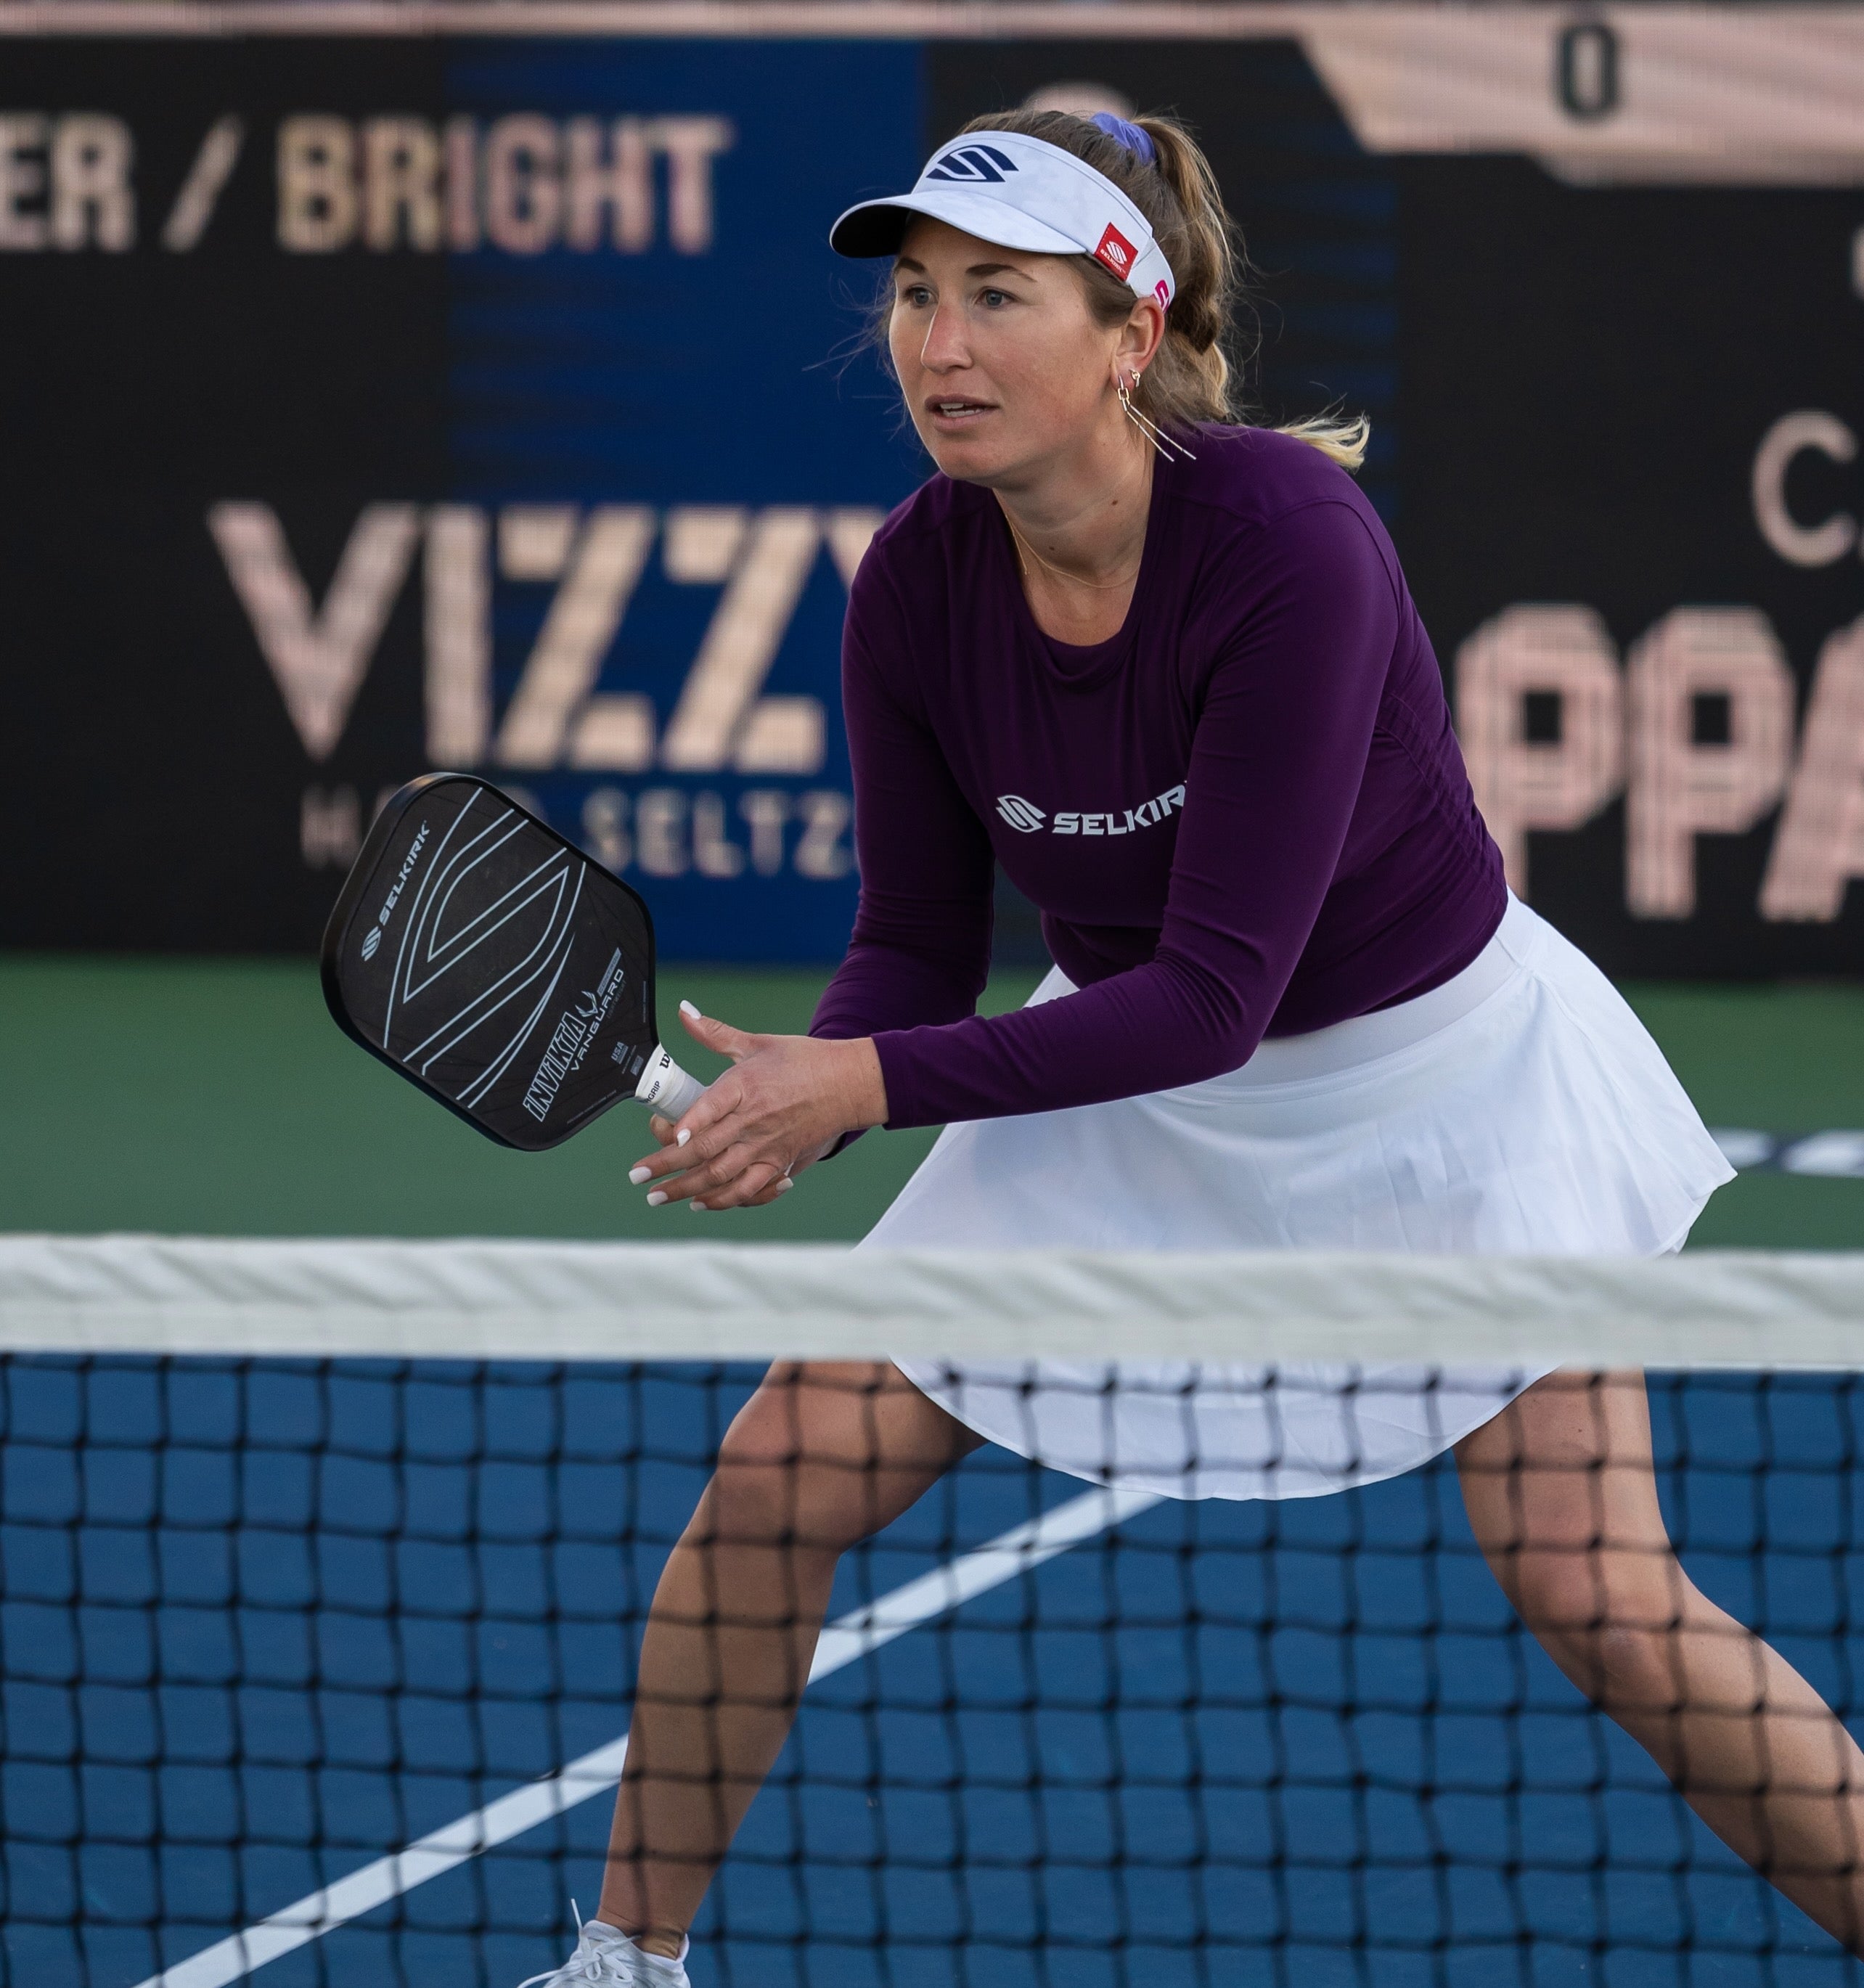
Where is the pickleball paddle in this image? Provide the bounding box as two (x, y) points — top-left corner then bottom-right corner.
(321, 772), (706, 1152)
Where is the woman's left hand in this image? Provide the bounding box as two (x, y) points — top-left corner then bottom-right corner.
(628, 1003), (888, 1211)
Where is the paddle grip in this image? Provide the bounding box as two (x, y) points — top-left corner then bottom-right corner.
(634, 1043), (707, 1120)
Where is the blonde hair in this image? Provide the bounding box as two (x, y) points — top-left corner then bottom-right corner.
(956, 107), (1370, 473)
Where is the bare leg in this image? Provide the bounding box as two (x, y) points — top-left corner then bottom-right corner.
(1458, 1370), (1864, 1950)
(597, 1360), (982, 1952)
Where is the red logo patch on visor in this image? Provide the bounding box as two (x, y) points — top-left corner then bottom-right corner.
(1093, 223), (1137, 278)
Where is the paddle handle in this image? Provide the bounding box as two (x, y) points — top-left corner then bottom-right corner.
(634, 1043), (706, 1119)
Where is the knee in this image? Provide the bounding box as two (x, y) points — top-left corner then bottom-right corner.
(1512, 1557), (1690, 1714)
(704, 1378), (881, 1557)
(1546, 1617), (1683, 1718)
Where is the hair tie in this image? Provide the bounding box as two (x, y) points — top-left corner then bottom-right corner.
(1088, 112), (1157, 168)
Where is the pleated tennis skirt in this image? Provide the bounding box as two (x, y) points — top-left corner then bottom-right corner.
(857, 894), (1734, 1502)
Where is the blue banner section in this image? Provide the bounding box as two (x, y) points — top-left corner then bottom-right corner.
(441, 40), (926, 959)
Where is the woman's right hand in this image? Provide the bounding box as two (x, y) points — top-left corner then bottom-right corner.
(629, 1010), (886, 1211)
(642, 1113), (837, 1206)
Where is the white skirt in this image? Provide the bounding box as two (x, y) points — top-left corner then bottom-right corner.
(858, 895), (1735, 1502)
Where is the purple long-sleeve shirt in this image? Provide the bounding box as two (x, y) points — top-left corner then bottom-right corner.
(811, 425), (1507, 1130)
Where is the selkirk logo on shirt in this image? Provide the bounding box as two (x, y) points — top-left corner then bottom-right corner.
(996, 794), (1047, 833)
(996, 784), (1185, 836)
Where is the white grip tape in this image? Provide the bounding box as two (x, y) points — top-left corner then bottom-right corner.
(634, 1044), (706, 1119)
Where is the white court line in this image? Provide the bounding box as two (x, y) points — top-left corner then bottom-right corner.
(139, 1483), (1161, 1988)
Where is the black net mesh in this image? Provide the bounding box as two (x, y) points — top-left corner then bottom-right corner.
(5, 1354), (1862, 1988)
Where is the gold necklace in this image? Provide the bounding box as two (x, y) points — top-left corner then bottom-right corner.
(1005, 516), (1141, 592)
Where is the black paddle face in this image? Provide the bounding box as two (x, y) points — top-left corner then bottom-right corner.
(321, 775), (660, 1150)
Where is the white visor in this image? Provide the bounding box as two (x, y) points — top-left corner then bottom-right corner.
(830, 130), (1175, 311)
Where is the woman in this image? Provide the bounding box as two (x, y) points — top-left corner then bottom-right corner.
(524, 111), (1863, 1987)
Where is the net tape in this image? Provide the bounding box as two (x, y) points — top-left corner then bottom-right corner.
(3, 1234), (1863, 1367)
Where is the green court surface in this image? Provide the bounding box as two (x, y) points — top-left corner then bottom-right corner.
(0, 955), (1857, 1248)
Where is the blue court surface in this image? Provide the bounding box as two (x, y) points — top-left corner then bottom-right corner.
(7, 1356), (1862, 1988)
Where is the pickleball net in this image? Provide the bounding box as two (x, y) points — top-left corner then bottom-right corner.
(3, 1236), (1863, 1988)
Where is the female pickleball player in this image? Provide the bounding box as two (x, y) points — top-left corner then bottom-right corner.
(523, 113), (1864, 1986)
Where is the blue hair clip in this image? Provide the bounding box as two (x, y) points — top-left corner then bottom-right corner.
(1089, 111), (1157, 168)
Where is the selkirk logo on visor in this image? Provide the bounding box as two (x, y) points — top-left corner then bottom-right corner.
(830, 129), (1177, 311)
(1094, 224), (1137, 277)
(926, 144), (1018, 185)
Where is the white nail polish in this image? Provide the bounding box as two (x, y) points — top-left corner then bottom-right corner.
(676, 1128), (691, 1148)
(774, 1177), (794, 1194)
(629, 1166), (652, 1186)
(691, 1199), (707, 1212)
(646, 1190), (667, 1207)
(679, 999), (700, 1018)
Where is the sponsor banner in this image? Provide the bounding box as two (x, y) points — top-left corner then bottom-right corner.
(0, 36), (920, 958)
(1, 12), (1861, 972)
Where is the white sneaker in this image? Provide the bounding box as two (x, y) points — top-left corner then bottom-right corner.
(516, 1910), (691, 1988)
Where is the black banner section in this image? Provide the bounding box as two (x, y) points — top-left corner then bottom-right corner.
(0, 38), (449, 950)
(1399, 163), (1864, 975)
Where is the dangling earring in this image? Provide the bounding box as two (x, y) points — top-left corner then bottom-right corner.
(1118, 371), (1196, 462)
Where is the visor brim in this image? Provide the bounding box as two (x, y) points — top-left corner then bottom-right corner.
(829, 190), (1087, 262)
